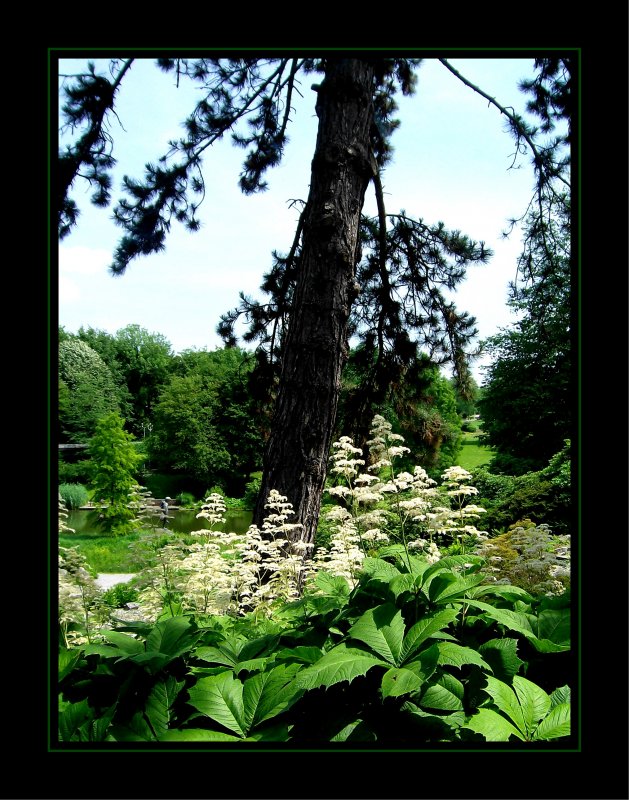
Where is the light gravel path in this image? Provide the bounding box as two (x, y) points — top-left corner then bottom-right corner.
(95, 573), (136, 591)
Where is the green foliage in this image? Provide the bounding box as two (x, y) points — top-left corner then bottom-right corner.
(58, 483), (89, 510)
(77, 324), (175, 437)
(174, 491), (196, 508)
(477, 522), (570, 596)
(479, 198), (571, 474)
(58, 339), (121, 442)
(58, 544), (571, 743)
(472, 441), (571, 534)
(101, 582), (139, 608)
(242, 475), (262, 510)
(148, 348), (263, 495)
(88, 413), (144, 535)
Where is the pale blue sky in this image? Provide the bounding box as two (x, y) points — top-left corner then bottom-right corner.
(58, 56), (541, 383)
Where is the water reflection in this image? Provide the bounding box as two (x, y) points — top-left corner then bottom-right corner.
(65, 508), (253, 536)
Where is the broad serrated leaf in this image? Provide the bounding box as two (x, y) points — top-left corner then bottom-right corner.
(330, 720), (376, 742)
(483, 676), (526, 734)
(294, 644), (388, 690)
(243, 663), (303, 729)
(145, 675), (185, 738)
(512, 675), (550, 736)
(528, 637), (570, 653)
(116, 710), (156, 741)
(360, 557), (401, 582)
(82, 644), (122, 658)
(194, 645), (238, 667)
(59, 648), (83, 682)
(437, 671), (465, 700)
(101, 630), (145, 655)
(533, 703), (571, 740)
(239, 634), (281, 661)
(315, 571), (351, 597)
(399, 608), (459, 664)
(436, 641), (492, 672)
(460, 599), (536, 639)
(403, 643), (440, 684)
(145, 616), (198, 659)
(535, 609), (570, 647)
(469, 584), (533, 602)
(423, 555), (484, 583)
(388, 573), (417, 600)
(479, 638), (524, 680)
(381, 667), (424, 698)
(235, 657), (270, 675)
(463, 707), (525, 741)
(420, 682), (464, 711)
(58, 698), (92, 741)
(243, 723), (291, 741)
(187, 672), (246, 737)
(549, 685), (571, 707)
(429, 573), (486, 602)
(159, 728), (240, 742)
(349, 603), (405, 665)
(275, 646), (324, 665)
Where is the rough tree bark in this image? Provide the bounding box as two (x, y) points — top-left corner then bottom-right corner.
(254, 59), (376, 552)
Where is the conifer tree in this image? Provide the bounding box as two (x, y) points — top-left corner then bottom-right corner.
(57, 54), (573, 550)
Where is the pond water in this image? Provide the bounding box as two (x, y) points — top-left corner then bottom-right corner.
(66, 508), (254, 536)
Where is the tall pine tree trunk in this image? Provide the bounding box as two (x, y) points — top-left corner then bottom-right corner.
(254, 59), (375, 551)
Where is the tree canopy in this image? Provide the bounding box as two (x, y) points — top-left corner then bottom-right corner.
(56, 53), (573, 548)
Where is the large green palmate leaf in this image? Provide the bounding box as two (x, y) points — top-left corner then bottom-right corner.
(399, 608), (460, 664)
(478, 638), (524, 680)
(360, 557), (402, 584)
(109, 711), (156, 742)
(468, 584), (533, 603)
(402, 643), (440, 684)
(381, 667), (424, 698)
(420, 681), (464, 712)
(145, 616), (199, 659)
(349, 603), (405, 665)
(532, 702), (571, 740)
(458, 599), (536, 639)
(435, 641), (492, 672)
(534, 609), (571, 647)
(187, 672), (247, 737)
(315, 571), (351, 598)
(549, 685), (571, 707)
(512, 675), (551, 737)
(274, 646), (325, 665)
(330, 720), (376, 742)
(387, 573), (417, 601)
(194, 645), (239, 668)
(463, 707), (525, 741)
(101, 630), (145, 656)
(239, 634), (281, 661)
(59, 648), (83, 682)
(294, 644), (388, 691)
(159, 728), (240, 742)
(428, 573), (486, 603)
(145, 676), (185, 738)
(242, 663), (303, 730)
(483, 676), (527, 735)
(58, 698), (92, 741)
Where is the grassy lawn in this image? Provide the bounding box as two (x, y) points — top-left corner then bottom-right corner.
(455, 422), (494, 470)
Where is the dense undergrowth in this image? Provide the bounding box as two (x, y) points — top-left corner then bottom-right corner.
(57, 417), (572, 745)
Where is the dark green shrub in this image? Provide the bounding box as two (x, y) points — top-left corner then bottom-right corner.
(59, 483), (89, 510)
(58, 456), (92, 484)
(101, 582), (139, 609)
(175, 491), (196, 507)
(243, 476), (262, 510)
